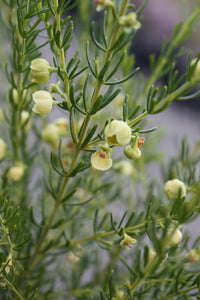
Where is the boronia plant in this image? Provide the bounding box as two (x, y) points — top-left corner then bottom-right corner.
(0, 0), (200, 299)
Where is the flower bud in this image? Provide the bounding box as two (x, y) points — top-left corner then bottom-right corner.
(164, 179), (186, 200)
(54, 117), (68, 137)
(91, 148), (112, 171)
(124, 145), (141, 159)
(167, 226), (182, 247)
(32, 91), (53, 115)
(0, 139), (7, 160)
(148, 248), (157, 263)
(21, 111), (31, 131)
(30, 58), (51, 84)
(124, 136), (144, 159)
(191, 58), (200, 76)
(7, 165), (25, 181)
(42, 124), (60, 148)
(114, 160), (135, 176)
(104, 120), (131, 146)
(12, 89), (27, 104)
(119, 12), (141, 33)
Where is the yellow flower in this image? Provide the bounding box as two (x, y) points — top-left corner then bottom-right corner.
(120, 233), (137, 249)
(32, 91), (53, 115)
(91, 148), (112, 171)
(164, 179), (186, 200)
(30, 58), (51, 84)
(104, 120), (131, 146)
(119, 12), (141, 33)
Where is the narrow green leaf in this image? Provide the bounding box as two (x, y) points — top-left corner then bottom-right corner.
(94, 208), (99, 233)
(50, 152), (64, 176)
(62, 21), (73, 48)
(151, 100), (171, 114)
(86, 41), (97, 78)
(125, 211), (136, 228)
(109, 32), (126, 51)
(70, 85), (86, 115)
(89, 95), (103, 115)
(101, 10), (108, 48)
(81, 124), (98, 149)
(118, 210), (128, 229)
(105, 67), (140, 85)
(138, 127), (157, 134)
(69, 59), (80, 79)
(61, 188), (77, 203)
(123, 94), (129, 122)
(99, 88), (121, 110)
(29, 206), (41, 228)
(97, 213), (109, 231)
(106, 51), (126, 81)
(69, 107), (78, 143)
(98, 60), (111, 82)
(51, 217), (65, 229)
(90, 21), (107, 52)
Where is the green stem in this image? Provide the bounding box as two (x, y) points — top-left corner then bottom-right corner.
(160, 284), (198, 300)
(29, 0), (131, 269)
(3, 278), (25, 300)
(128, 74), (200, 127)
(48, 217), (167, 250)
(54, 0), (71, 108)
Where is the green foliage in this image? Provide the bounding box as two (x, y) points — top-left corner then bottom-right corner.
(0, 0), (200, 299)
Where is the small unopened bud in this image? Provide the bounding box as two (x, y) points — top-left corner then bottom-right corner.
(164, 179), (186, 200)
(104, 120), (131, 146)
(167, 226), (182, 247)
(191, 58), (200, 76)
(30, 58), (51, 84)
(7, 164), (25, 181)
(42, 124), (60, 148)
(32, 91), (53, 115)
(54, 117), (68, 137)
(13, 89), (27, 104)
(124, 136), (144, 159)
(21, 111), (31, 131)
(0, 139), (7, 160)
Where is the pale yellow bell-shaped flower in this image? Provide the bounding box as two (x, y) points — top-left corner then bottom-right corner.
(30, 58), (51, 84)
(32, 91), (53, 115)
(91, 148), (112, 171)
(164, 179), (186, 200)
(104, 120), (131, 146)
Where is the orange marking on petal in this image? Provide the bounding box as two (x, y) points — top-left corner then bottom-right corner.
(138, 137), (145, 148)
